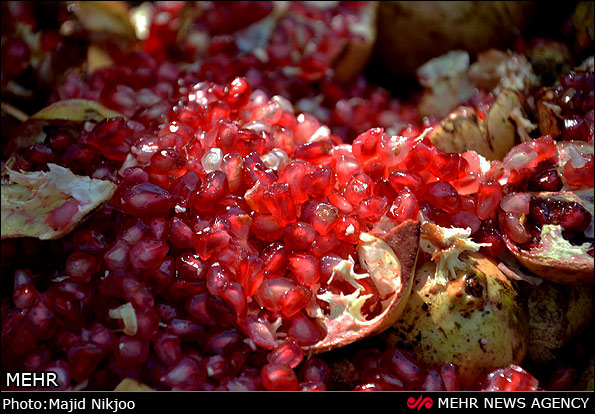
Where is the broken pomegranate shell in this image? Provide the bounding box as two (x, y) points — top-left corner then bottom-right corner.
(1, 164), (116, 240)
(500, 191), (594, 284)
(304, 220), (420, 354)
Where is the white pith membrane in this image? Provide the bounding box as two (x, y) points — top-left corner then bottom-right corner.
(299, 232), (404, 352)
(1, 163), (117, 239)
(555, 141), (595, 192)
(109, 302), (138, 336)
(419, 222), (490, 287)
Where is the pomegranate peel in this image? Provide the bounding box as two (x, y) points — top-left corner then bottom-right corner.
(114, 378), (154, 391)
(1, 163), (116, 240)
(304, 220), (420, 355)
(386, 223), (527, 390)
(502, 224), (593, 285)
(501, 191), (594, 285)
(7, 99), (124, 157)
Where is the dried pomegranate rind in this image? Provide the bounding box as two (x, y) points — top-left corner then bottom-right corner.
(305, 220), (420, 354)
(1, 163), (116, 240)
(6, 99), (124, 156)
(114, 378), (154, 391)
(501, 191), (594, 285)
(503, 223), (593, 285)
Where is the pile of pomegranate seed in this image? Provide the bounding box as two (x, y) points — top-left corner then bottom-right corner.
(1, 0), (593, 393)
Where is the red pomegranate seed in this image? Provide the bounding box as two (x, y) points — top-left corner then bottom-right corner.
(387, 189), (419, 222)
(119, 182), (172, 217)
(240, 315), (278, 350)
(268, 340), (304, 368)
(67, 342), (104, 382)
(260, 364), (298, 391)
(424, 181), (462, 214)
(299, 356), (330, 384)
(263, 182), (297, 226)
(355, 196), (388, 222)
(287, 311), (325, 346)
(191, 171), (229, 212)
(379, 348), (425, 390)
(475, 178), (502, 220)
(114, 336), (150, 366)
(481, 365), (539, 391)
(129, 238), (169, 270)
(284, 222), (316, 251)
(65, 252), (99, 283)
(301, 166), (335, 198)
(344, 172), (373, 205)
(288, 253), (320, 286)
(153, 331), (182, 367)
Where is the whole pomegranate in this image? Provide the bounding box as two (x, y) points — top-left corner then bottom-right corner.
(385, 224), (528, 390)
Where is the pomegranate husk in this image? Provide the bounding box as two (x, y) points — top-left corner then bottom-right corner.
(500, 192), (594, 285)
(114, 378), (154, 391)
(304, 219), (420, 354)
(6, 99), (124, 157)
(332, 2), (378, 82)
(502, 231), (593, 285)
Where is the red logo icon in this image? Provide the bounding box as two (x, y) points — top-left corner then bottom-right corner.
(407, 396), (433, 410)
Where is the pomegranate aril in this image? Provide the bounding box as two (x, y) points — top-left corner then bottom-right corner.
(130, 238), (169, 271)
(86, 118), (132, 162)
(121, 279), (153, 310)
(360, 367), (405, 391)
(527, 168), (563, 192)
(135, 307), (160, 339)
(186, 294), (235, 327)
(501, 212), (532, 244)
(260, 364), (299, 391)
(299, 356), (330, 384)
(262, 182), (297, 227)
(191, 171), (229, 212)
(284, 222), (316, 251)
(153, 332), (182, 367)
(287, 311), (325, 346)
(301, 166), (335, 198)
(256, 277), (297, 312)
(563, 153), (594, 188)
(67, 342), (104, 382)
(161, 356), (207, 389)
(344, 172), (373, 205)
(329, 215), (360, 244)
(268, 340), (304, 368)
(310, 203), (339, 235)
(294, 139), (334, 165)
(64, 252), (99, 283)
(424, 181), (462, 214)
(251, 213), (285, 242)
(73, 229), (107, 253)
(114, 336), (150, 366)
(387, 189), (419, 222)
(119, 182), (172, 217)
(355, 196), (388, 223)
(279, 285), (312, 317)
(352, 127), (382, 162)
(475, 179), (502, 220)
(560, 202), (591, 232)
(481, 365), (539, 391)
(288, 253), (320, 286)
(193, 226), (231, 260)
(380, 348), (425, 390)
(205, 329), (243, 355)
(26, 296), (55, 339)
(240, 315), (278, 350)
